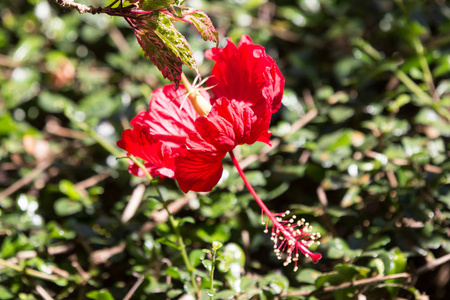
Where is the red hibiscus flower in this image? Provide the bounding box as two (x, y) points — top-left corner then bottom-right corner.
(118, 35), (284, 193)
(117, 35), (322, 268)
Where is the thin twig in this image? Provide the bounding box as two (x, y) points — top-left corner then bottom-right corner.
(54, 0), (103, 14)
(281, 253), (450, 297)
(0, 156), (55, 201)
(288, 108), (318, 135)
(316, 186), (338, 237)
(123, 275), (145, 300)
(0, 54), (21, 68)
(36, 285), (54, 300)
(283, 273), (411, 297)
(70, 254), (90, 281)
(45, 117), (87, 140)
(75, 170), (112, 190)
(90, 242), (126, 265)
(416, 253), (450, 275)
(121, 184), (146, 223)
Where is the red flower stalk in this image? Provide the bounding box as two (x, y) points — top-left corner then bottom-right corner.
(230, 151), (321, 269)
(118, 35), (321, 268)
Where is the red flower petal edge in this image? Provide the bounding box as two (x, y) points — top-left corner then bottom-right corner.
(205, 35), (285, 117)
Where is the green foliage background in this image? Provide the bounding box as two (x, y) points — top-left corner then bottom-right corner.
(1, 0), (450, 299)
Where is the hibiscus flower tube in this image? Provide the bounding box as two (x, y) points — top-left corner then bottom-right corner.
(117, 35), (321, 269)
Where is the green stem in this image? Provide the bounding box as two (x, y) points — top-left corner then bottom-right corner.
(394, 70), (434, 104)
(156, 184), (199, 294)
(77, 122), (123, 158)
(413, 39), (436, 96)
(394, 70), (450, 121)
(128, 155), (200, 294)
(209, 251), (216, 298)
(0, 258), (61, 283)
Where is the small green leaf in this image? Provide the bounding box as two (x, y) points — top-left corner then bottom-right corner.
(54, 198), (83, 217)
(156, 237), (179, 249)
(0, 286), (14, 299)
(86, 290), (114, 300)
(196, 223), (231, 243)
(58, 180), (83, 201)
(189, 249), (206, 267)
(167, 289), (183, 298)
(166, 266), (181, 280)
(38, 91), (73, 113)
(259, 273), (289, 294)
(212, 241), (223, 252)
(296, 268), (322, 284)
(205, 289), (215, 297)
(179, 216), (195, 225)
(0, 113), (17, 135)
(202, 249), (212, 254)
(202, 259), (212, 272)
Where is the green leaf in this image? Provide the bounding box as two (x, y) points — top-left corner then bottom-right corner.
(0, 113), (17, 135)
(38, 91), (73, 113)
(78, 89), (119, 120)
(196, 223), (231, 243)
(329, 106), (354, 123)
(368, 258), (385, 275)
(205, 289), (215, 297)
(54, 198), (83, 217)
(179, 216), (195, 225)
(326, 238), (362, 259)
(141, 0), (174, 11)
(86, 290), (114, 300)
(175, 8), (218, 43)
(165, 266), (181, 280)
(189, 249), (206, 267)
(127, 11), (197, 84)
(202, 259), (212, 272)
(58, 180), (83, 201)
(156, 237), (179, 249)
(167, 289), (183, 298)
(212, 241), (223, 252)
(0, 286), (14, 299)
(214, 290), (236, 299)
(259, 273), (289, 294)
(296, 268), (322, 284)
(366, 236), (391, 250)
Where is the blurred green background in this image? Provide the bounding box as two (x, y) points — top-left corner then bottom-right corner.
(1, 0), (450, 299)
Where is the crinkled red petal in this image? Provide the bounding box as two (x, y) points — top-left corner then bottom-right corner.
(194, 98), (270, 151)
(205, 35), (285, 116)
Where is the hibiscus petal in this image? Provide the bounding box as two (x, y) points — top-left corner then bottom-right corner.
(175, 150), (226, 193)
(130, 84), (211, 149)
(205, 35), (285, 116)
(117, 125), (175, 178)
(194, 98), (268, 151)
